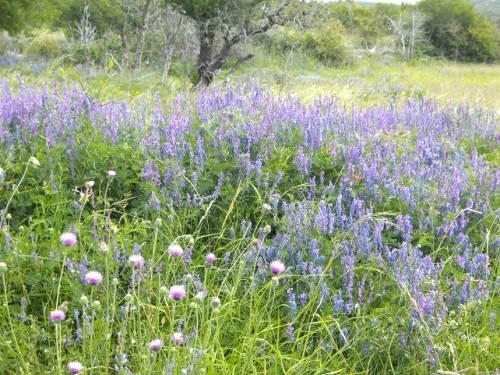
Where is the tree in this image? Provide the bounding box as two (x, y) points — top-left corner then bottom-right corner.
(418, 0), (498, 62)
(388, 11), (427, 60)
(0, 0), (35, 33)
(165, 0), (296, 86)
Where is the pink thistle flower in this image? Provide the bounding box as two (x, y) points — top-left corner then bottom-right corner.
(67, 361), (84, 374)
(168, 243), (184, 257)
(168, 285), (187, 301)
(149, 339), (163, 352)
(50, 309), (66, 323)
(60, 232), (77, 247)
(205, 253), (217, 264)
(171, 332), (184, 345)
(128, 254), (144, 268)
(270, 260), (286, 275)
(84, 271), (103, 285)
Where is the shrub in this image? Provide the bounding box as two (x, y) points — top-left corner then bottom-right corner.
(418, 0), (498, 62)
(304, 20), (347, 64)
(25, 30), (64, 59)
(268, 20), (347, 65)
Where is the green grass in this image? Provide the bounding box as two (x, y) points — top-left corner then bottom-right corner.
(1, 48), (499, 108)
(230, 50), (500, 107)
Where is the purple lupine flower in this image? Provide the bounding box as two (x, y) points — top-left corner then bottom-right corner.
(20, 297), (27, 322)
(287, 323), (295, 341)
(310, 239), (320, 262)
(333, 292), (344, 313)
(339, 328), (349, 345)
(183, 246), (193, 263)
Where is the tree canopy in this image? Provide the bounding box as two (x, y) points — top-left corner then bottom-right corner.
(0, 0), (35, 34)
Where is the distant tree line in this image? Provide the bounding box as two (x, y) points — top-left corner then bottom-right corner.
(0, 0), (497, 85)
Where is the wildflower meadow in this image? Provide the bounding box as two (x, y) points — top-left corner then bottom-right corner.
(0, 78), (498, 374)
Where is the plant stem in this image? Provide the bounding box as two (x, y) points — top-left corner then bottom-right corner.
(0, 160), (31, 228)
(2, 273), (28, 373)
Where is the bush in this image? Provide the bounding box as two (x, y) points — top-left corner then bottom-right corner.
(418, 0), (498, 62)
(268, 20), (347, 65)
(304, 20), (347, 64)
(25, 30), (64, 59)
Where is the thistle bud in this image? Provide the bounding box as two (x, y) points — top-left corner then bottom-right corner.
(193, 292), (205, 303)
(99, 241), (109, 254)
(188, 236), (195, 246)
(28, 157), (40, 167)
(107, 170), (116, 180)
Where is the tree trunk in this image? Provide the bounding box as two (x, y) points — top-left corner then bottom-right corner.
(195, 21), (216, 86)
(135, 0), (152, 69)
(162, 45), (174, 85)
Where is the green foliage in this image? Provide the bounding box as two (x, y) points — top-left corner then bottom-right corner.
(0, 0), (34, 34)
(25, 31), (64, 59)
(304, 20), (347, 64)
(166, 0), (231, 22)
(53, 0), (124, 35)
(268, 20), (347, 65)
(65, 31), (122, 66)
(418, 0), (499, 62)
(330, 2), (396, 48)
